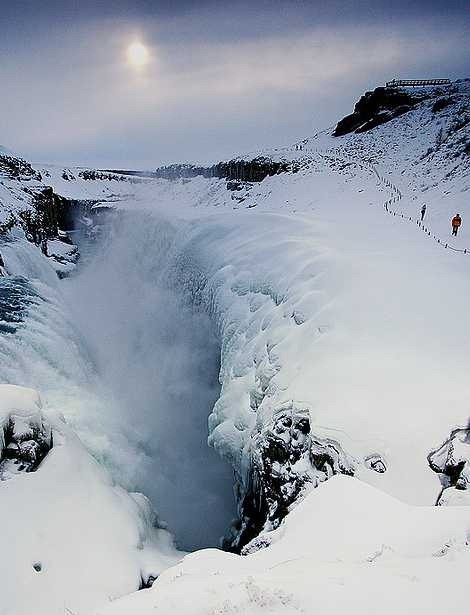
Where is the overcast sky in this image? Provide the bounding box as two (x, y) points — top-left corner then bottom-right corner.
(0, 0), (469, 168)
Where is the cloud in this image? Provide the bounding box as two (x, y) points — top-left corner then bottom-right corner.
(0, 6), (468, 167)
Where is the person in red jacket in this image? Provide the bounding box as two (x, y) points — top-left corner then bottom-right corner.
(452, 213), (462, 236)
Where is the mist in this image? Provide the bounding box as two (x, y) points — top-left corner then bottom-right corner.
(62, 213), (236, 551)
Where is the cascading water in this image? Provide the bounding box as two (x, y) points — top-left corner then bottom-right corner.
(0, 215), (236, 551)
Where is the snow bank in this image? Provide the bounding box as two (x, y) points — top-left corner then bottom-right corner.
(0, 384), (182, 615)
(96, 475), (470, 615)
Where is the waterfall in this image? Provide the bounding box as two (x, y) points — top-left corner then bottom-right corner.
(0, 214), (235, 551)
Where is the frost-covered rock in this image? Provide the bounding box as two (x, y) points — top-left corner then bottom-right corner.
(429, 427), (470, 504)
(46, 237), (79, 277)
(0, 148), (82, 270)
(231, 401), (354, 549)
(0, 384), (52, 478)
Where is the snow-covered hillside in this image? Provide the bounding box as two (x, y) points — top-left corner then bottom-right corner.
(1, 80), (470, 614)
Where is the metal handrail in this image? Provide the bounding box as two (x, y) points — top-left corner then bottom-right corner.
(386, 79), (451, 88)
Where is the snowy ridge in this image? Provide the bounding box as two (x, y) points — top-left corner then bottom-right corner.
(36, 164), (150, 203)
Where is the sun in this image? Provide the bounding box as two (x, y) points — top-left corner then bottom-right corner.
(127, 41), (149, 69)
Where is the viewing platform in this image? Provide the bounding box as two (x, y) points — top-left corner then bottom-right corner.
(386, 78), (451, 88)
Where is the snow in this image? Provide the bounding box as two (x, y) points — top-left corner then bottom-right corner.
(0, 80), (469, 613)
(46, 238), (79, 277)
(95, 475), (470, 615)
(112, 161), (469, 507)
(0, 384), (182, 615)
(36, 164), (158, 207)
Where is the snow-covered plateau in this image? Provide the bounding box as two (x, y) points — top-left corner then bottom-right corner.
(0, 80), (469, 614)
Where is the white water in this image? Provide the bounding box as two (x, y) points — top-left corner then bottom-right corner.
(0, 217), (236, 551)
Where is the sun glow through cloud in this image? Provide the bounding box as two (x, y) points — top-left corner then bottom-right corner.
(127, 41), (149, 69)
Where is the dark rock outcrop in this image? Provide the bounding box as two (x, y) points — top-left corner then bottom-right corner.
(151, 156), (294, 184)
(0, 150), (77, 255)
(18, 187), (70, 251)
(432, 96), (455, 113)
(226, 402), (354, 551)
(334, 87), (430, 136)
(428, 427), (470, 503)
(0, 407), (52, 479)
(0, 152), (42, 182)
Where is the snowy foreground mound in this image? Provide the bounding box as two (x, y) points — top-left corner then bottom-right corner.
(96, 475), (470, 615)
(0, 385), (181, 615)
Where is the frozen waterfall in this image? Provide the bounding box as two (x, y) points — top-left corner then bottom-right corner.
(0, 215), (236, 551)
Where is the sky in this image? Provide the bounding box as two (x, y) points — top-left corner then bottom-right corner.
(0, 0), (469, 168)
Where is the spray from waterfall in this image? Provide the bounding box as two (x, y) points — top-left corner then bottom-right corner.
(0, 215), (236, 551)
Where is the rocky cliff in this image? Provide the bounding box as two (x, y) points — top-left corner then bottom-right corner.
(0, 148), (78, 273)
(333, 85), (434, 136)
(152, 157), (293, 184)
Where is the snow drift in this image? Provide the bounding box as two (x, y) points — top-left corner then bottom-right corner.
(0, 384), (181, 615)
(95, 475), (470, 615)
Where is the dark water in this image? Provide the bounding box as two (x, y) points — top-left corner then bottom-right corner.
(0, 276), (40, 333)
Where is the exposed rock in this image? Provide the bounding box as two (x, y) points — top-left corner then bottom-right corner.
(0, 152), (42, 181)
(0, 385), (52, 479)
(152, 157), (293, 184)
(428, 427), (470, 504)
(432, 96), (455, 113)
(227, 401), (354, 551)
(334, 87), (430, 136)
(79, 169), (128, 182)
(226, 180), (251, 192)
(0, 149), (78, 257)
(364, 453), (387, 473)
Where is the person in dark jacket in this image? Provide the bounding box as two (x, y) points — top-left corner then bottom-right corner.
(452, 213), (462, 236)
(420, 204), (426, 221)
